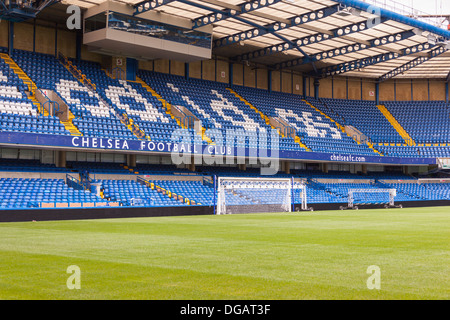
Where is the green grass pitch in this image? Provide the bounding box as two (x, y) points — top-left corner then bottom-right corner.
(0, 206), (449, 300)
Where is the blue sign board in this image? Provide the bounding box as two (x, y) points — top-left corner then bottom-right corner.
(0, 132), (437, 166)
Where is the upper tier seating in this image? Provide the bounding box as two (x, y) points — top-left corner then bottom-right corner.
(382, 101), (450, 144)
(11, 50), (135, 140)
(71, 59), (183, 143)
(138, 71), (286, 149)
(233, 86), (377, 155)
(318, 98), (404, 143)
(2, 49), (449, 159)
(0, 57), (69, 135)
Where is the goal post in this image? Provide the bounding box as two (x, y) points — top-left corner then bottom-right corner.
(340, 188), (401, 210)
(215, 177), (310, 215)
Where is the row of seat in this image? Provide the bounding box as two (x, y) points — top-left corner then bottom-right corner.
(1, 49), (449, 158)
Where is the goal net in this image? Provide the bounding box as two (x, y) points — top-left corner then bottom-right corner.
(216, 177), (300, 215)
(340, 188), (401, 210)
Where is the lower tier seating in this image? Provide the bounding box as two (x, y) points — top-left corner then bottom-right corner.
(0, 178), (108, 208)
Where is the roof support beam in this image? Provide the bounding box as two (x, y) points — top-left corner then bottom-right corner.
(213, 4), (340, 48)
(271, 30), (415, 70)
(233, 17), (390, 63)
(134, 0), (178, 16)
(330, 0), (450, 39)
(191, 0), (285, 29)
(378, 46), (448, 82)
(173, 0), (315, 64)
(313, 42), (438, 78)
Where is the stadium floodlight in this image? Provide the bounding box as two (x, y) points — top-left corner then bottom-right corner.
(427, 34), (437, 45)
(336, 4), (360, 17)
(216, 177), (311, 215)
(339, 188), (402, 210)
(336, 5), (353, 17)
(436, 39), (450, 50)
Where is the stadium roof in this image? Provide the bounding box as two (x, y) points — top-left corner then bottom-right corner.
(56, 0), (450, 80)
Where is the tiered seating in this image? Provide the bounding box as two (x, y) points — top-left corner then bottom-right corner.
(295, 181), (345, 204)
(71, 59), (181, 143)
(122, 80), (199, 143)
(11, 50), (134, 140)
(234, 87), (376, 155)
(318, 98), (403, 144)
(308, 180), (416, 204)
(383, 101), (450, 144)
(100, 179), (187, 206)
(0, 178), (108, 208)
(0, 57), (68, 135)
(223, 187), (289, 207)
(380, 182), (450, 200)
(154, 179), (214, 206)
(416, 146), (450, 158)
(138, 71), (281, 149)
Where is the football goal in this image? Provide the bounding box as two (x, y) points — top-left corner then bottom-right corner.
(216, 177), (311, 215)
(339, 188), (402, 210)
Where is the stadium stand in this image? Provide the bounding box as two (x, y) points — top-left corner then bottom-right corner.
(10, 49), (135, 140)
(232, 86), (379, 155)
(0, 0), (450, 217)
(0, 178), (108, 209)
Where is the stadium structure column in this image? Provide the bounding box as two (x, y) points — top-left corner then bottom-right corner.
(268, 70), (272, 92)
(76, 31), (82, 61)
(56, 151), (66, 168)
(126, 58), (138, 81)
(127, 154), (136, 168)
(302, 75), (307, 98)
(375, 82), (380, 105)
(103, 56), (127, 80)
(238, 163), (246, 171)
(314, 79), (320, 99)
(8, 21), (14, 56)
(185, 63), (189, 80)
(283, 161), (291, 174)
(229, 63), (233, 86)
(321, 163), (329, 173)
(362, 164), (367, 175)
(403, 166), (410, 175)
(446, 82), (449, 103)
(188, 155), (196, 172)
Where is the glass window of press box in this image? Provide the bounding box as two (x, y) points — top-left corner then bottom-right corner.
(84, 12), (108, 33)
(85, 11), (211, 49)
